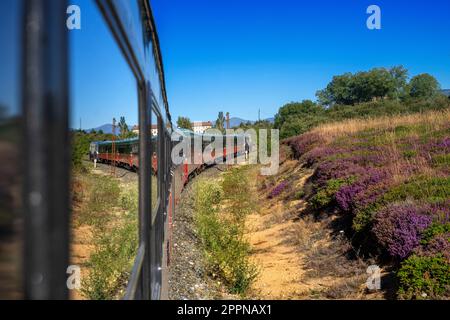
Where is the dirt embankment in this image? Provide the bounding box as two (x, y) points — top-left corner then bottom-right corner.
(245, 159), (389, 300)
(169, 157), (393, 300)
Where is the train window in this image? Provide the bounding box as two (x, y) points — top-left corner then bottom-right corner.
(151, 109), (160, 219)
(69, 0), (139, 300)
(0, 0), (23, 299)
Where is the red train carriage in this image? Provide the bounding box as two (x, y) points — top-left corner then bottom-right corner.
(93, 137), (158, 174)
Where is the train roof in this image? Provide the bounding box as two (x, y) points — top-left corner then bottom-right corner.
(174, 128), (249, 138)
(94, 136), (150, 145)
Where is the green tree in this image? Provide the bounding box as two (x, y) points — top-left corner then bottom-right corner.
(409, 73), (440, 98)
(118, 116), (129, 138)
(389, 65), (409, 99)
(177, 116), (193, 130)
(316, 73), (354, 106)
(274, 100), (323, 130)
(316, 66), (408, 106)
(215, 111), (225, 133)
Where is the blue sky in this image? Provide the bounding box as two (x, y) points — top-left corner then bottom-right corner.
(70, 0), (139, 129)
(0, 0), (21, 117)
(1, 0), (449, 128)
(151, 0), (450, 122)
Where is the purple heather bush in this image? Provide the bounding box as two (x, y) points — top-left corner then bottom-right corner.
(268, 180), (289, 199)
(336, 168), (389, 212)
(313, 159), (361, 187)
(287, 132), (324, 158)
(373, 203), (433, 259)
(425, 201), (450, 224)
(302, 146), (341, 166)
(418, 137), (450, 164)
(336, 184), (366, 212)
(424, 234), (450, 261)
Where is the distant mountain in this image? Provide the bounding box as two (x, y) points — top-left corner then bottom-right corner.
(441, 89), (450, 97)
(85, 123), (134, 134)
(211, 117), (248, 128)
(230, 117), (252, 127)
(86, 124), (114, 134)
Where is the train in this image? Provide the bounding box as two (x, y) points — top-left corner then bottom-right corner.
(0, 0), (253, 300)
(89, 130), (251, 185)
(89, 137), (158, 174)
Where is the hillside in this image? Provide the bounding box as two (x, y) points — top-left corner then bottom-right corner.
(276, 110), (450, 299)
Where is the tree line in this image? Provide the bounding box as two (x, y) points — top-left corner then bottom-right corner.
(275, 66), (449, 139)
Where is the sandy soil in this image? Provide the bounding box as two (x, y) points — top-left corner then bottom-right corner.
(246, 167), (317, 299)
(245, 161), (387, 300)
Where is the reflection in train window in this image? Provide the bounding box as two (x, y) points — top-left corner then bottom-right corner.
(151, 110), (160, 218)
(69, 0), (139, 300)
(0, 0), (23, 299)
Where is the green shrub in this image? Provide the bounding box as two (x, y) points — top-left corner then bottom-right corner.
(421, 223), (450, 245)
(384, 176), (450, 204)
(82, 175), (121, 226)
(397, 254), (450, 299)
(311, 177), (355, 209)
(222, 167), (253, 219)
(294, 190), (305, 200)
(352, 203), (381, 232)
(194, 175), (257, 295)
(403, 150), (418, 159)
(72, 132), (89, 168)
(222, 167), (248, 197)
(81, 184), (139, 300)
(432, 154), (450, 169)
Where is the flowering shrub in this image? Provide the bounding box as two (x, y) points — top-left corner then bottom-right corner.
(268, 180), (289, 199)
(310, 177), (354, 209)
(335, 183), (366, 212)
(373, 203), (432, 259)
(285, 114), (450, 298)
(302, 146), (340, 166)
(335, 168), (388, 212)
(287, 132), (324, 158)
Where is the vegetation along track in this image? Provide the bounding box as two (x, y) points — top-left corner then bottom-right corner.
(172, 109), (450, 300)
(71, 160), (139, 300)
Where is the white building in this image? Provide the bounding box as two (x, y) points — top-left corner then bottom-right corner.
(132, 125), (158, 136)
(192, 121), (212, 134)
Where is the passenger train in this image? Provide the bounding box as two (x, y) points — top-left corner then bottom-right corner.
(0, 0), (250, 300)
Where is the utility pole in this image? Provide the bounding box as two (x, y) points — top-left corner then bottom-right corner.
(111, 117), (116, 177)
(258, 109), (261, 122)
(226, 112), (230, 129)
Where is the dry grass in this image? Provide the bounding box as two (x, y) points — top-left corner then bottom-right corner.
(311, 109), (450, 143)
